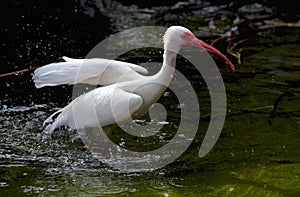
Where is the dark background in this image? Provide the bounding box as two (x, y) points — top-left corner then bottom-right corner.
(0, 0), (299, 106)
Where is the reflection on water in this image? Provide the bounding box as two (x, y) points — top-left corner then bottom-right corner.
(1, 0), (300, 196)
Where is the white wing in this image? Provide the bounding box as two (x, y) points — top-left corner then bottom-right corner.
(33, 56), (148, 88)
(43, 85), (143, 133)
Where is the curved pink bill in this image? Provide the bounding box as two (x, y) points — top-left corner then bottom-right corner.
(185, 32), (235, 71)
(197, 39), (235, 71)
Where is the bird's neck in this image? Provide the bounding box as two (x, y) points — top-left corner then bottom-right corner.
(154, 49), (177, 85)
(163, 49), (177, 68)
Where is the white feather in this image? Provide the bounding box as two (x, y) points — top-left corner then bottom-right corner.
(33, 56), (148, 88)
(43, 85), (143, 133)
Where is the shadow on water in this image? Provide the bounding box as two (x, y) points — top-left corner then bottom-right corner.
(1, 0), (300, 196)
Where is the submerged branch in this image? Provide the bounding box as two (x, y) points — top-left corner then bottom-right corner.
(259, 20), (300, 30)
(201, 105), (274, 120)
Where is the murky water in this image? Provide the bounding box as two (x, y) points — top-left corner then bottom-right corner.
(1, 0), (300, 196)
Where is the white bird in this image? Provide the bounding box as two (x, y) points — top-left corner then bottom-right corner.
(33, 26), (235, 133)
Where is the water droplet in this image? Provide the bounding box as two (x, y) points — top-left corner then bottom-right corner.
(178, 134), (185, 138)
(163, 92), (169, 96)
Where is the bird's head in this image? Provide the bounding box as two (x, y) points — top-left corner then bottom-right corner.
(163, 26), (235, 71)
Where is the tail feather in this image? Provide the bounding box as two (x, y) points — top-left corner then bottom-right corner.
(43, 108), (64, 126)
(43, 106), (75, 134)
(43, 108), (64, 134)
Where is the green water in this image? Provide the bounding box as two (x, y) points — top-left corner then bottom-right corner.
(1, 1), (300, 196)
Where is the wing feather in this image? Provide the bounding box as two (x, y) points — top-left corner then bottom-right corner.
(33, 56), (148, 88)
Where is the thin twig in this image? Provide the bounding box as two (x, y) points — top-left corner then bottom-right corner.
(227, 39), (248, 64)
(0, 66), (40, 78)
(211, 36), (224, 46)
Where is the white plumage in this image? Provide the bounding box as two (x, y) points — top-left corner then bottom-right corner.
(33, 26), (235, 133)
(43, 85), (143, 132)
(33, 56), (148, 88)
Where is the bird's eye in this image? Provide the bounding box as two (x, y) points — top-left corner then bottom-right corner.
(181, 34), (189, 40)
(182, 32), (194, 41)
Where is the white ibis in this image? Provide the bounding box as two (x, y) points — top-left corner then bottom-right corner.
(33, 26), (235, 133)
